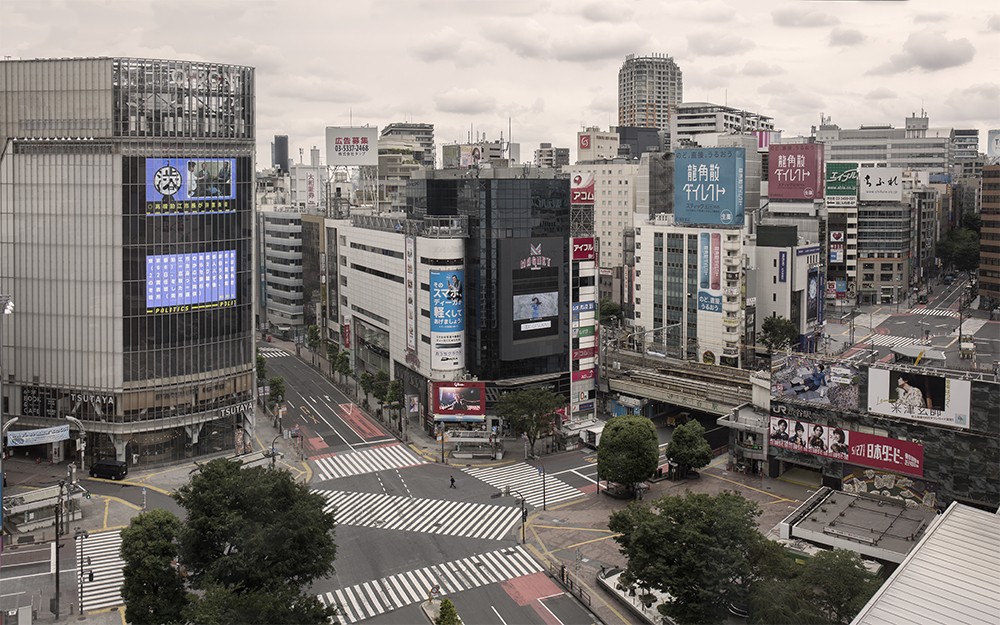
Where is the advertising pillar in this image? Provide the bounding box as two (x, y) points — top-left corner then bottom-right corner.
(570, 236), (598, 425)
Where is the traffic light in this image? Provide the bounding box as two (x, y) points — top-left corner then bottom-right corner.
(521, 507), (528, 523)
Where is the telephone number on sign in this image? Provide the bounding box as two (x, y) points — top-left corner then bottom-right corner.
(335, 145), (370, 152)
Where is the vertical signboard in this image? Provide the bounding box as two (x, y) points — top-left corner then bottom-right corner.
(430, 270), (465, 370)
(405, 237), (417, 352)
(806, 269), (820, 322)
(829, 231), (845, 263)
(674, 148), (746, 226)
(570, 173), (596, 206)
(768, 144), (824, 200)
(325, 127), (378, 166)
(825, 162), (858, 207)
(858, 166), (903, 201)
(988, 130), (1000, 163)
(698, 232), (723, 313)
(778, 251), (787, 283)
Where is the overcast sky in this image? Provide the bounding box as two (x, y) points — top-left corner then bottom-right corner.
(3, 0), (997, 165)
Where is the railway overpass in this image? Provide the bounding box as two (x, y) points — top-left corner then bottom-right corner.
(604, 351), (753, 415)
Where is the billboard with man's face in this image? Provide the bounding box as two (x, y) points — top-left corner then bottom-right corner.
(867, 368), (971, 428)
(432, 381), (486, 416)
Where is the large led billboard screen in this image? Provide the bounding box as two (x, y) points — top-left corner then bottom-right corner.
(674, 148), (746, 226)
(432, 381), (486, 417)
(325, 126), (378, 167)
(145, 158), (236, 214)
(145, 250), (236, 313)
(769, 414), (924, 477)
(429, 270), (465, 370)
(867, 368), (971, 428)
(499, 237), (565, 360)
(768, 143), (824, 200)
(771, 355), (862, 411)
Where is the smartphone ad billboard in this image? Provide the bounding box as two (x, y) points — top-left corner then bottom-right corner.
(430, 270), (465, 370)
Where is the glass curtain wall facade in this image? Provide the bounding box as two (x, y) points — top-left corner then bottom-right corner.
(0, 58), (255, 466)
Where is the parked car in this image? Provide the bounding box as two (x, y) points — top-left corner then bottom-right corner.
(89, 459), (127, 480)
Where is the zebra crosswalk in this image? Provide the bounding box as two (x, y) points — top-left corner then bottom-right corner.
(912, 308), (958, 318)
(319, 545), (542, 624)
(78, 530), (124, 612)
(316, 490), (520, 540)
(258, 346), (291, 358)
(312, 443), (427, 481)
(864, 334), (921, 348)
(462, 462), (583, 509)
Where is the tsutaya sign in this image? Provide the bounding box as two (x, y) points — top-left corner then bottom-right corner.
(221, 401), (254, 418)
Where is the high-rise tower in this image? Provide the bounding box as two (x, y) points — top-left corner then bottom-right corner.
(618, 53), (683, 132)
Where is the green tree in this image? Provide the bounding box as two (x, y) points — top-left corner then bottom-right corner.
(797, 549), (881, 624)
(759, 315), (800, 354)
(268, 376), (285, 407)
(937, 228), (980, 272)
(334, 351), (353, 393)
(386, 379), (404, 428)
(306, 325), (320, 365)
(961, 211), (981, 233)
(256, 352), (267, 383)
(609, 492), (762, 625)
(599, 296), (622, 326)
(664, 419), (712, 479)
(495, 387), (565, 455)
(120, 509), (188, 625)
(597, 416), (658, 495)
(749, 578), (828, 625)
(326, 341), (338, 375)
(373, 370), (391, 411)
(359, 372), (375, 406)
(435, 598), (461, 625)
(184, 583), (335, 625)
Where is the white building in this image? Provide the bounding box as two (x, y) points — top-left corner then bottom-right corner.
(671, 102), (775, 149)
(380, 122), (435, 169)
(577, 127), (621, 162)
(534, 143), (569, 168)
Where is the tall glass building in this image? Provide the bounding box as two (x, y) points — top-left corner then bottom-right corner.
(0, 57), (256, 466)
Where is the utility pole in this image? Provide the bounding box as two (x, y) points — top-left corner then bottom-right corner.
(52, 479), (66, 618)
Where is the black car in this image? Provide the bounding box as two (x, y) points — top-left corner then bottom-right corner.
(89, 459), (128, 480)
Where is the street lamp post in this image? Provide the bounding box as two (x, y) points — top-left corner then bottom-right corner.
(0, 295), (13, 565)
(507, 488), (527, 544)
(530, 455), (547, 511)
(75, 528), (89, 614)
(53, 479), (66, 618)
(270, 434), (281, 469)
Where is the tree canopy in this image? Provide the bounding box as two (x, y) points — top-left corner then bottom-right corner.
(664, 419), (713, 478)
(435, 598), (461, 625)
(609, 491), (762, 625)
(121, 458), (338, 625)
(495, 387), (564, 454)
(597, 416), (659, 493)
(256, 352), (267, 383)
(599, 296), (622, 326)
(759, 315), (800, 354)
(268, 376), (285, 407)
(936, 226), (980, 272)
(120, 509), (187, 625)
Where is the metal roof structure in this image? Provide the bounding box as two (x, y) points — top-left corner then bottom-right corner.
(851, 502), (1000, 625)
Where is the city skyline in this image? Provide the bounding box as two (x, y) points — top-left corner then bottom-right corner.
(2, 0), (997, 164)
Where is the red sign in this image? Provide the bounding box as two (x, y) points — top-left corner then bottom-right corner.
(768, 143), (824, 200)
(571, 172), (595, 206)
(342, 323), (351, 349)
(572, 346), (596, 360)
(572, 237), (595, 260)
(432, 381), (486, 416)
(769, 415), (923, 477)
(572, 368), (595, 382)
(579, 134), (590, 150)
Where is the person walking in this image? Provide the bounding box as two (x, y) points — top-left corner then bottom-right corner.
(449, 476), (457, 489)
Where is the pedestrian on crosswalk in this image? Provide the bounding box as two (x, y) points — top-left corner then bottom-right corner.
(449, 476), (456, 489)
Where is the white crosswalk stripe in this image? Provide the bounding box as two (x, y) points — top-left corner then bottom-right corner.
(952, 318), (988, 336)
(912, 308), (958, 318)
(312, 443), (427, 481)
(315, 490), (520, 540)
(319, 545), (541, 624)
(864, 334), (921, 347)
(258, 346), (291, 358)
(462, 463), (583, 509)
(77, 530), (124, 612)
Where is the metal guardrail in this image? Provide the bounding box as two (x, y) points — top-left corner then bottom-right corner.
(551, 563), (591, 606)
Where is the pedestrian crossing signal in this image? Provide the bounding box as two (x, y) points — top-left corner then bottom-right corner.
(522, 508), (528, 523)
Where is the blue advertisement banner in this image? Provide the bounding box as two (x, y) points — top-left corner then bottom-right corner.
(430, 270), (465, 333)
(778, 251), (787, 283)
(6, 424), (70, 447)
(572, 301), (595, 313)
(146, 250), (237, 313)
(674, 148), (746, 226)
(146, 158), (236, 214)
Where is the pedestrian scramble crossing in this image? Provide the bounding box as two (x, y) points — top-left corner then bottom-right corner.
(319, 545), (542, 624)
(315, 490), (520, 540)
(312, 443), (427, 481)
(864, 334), (922, 348)
(462, 462), (584, 509)
(258, 346), (291, 358)
(912, 308), (958, 318)
(77, 530), (124, 612)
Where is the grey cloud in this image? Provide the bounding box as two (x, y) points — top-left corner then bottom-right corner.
(913, 13), (949, 24)
(270, 75), (368, 104)
(580, 1), (633, 23)
(830, 28), (866, 47)
(869, 30), (975, 74)
(772, 7), (839, 28)
(434, 87), (497, 115)
(944, 83), (1000, 121)
(866, 87), (897, 101)
(410, 28), (483, 67)
(988, 15), (1000, 32)
(742, 60), (784, 76)
(687, 33), (755, 57)
(484, 20), (649, 62)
